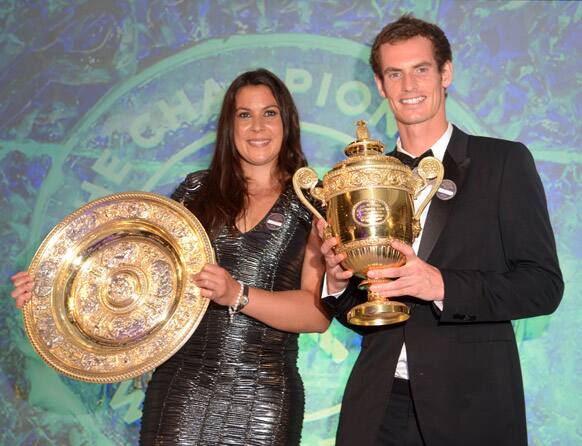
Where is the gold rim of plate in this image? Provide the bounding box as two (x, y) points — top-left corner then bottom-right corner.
(23, 192), (214, 383)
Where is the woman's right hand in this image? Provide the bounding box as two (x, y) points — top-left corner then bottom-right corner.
(10, 272), (34, 309)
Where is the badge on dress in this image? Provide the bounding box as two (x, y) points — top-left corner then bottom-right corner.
(266, 213), (285, 231)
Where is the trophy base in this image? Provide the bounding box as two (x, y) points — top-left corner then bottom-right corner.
(347, 300), (410, 326)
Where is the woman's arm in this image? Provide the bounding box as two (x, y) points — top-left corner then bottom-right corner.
(194, 222), (331, 333)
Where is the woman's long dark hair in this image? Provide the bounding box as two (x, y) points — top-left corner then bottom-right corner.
(189, 68), (307, 238)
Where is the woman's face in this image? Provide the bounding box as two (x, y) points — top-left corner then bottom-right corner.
(233, 85), (284, 172)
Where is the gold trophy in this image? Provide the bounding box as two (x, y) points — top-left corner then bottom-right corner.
(293, 121), (444, 326)
(22, 192), (214, 382)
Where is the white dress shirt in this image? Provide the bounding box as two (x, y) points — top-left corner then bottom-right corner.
(392, 122), (452, 379)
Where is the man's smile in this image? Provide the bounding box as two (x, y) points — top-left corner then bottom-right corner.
(400, 96), (426, 105)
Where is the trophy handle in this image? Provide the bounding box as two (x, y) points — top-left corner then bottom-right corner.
(292, 167), (326, 221)
(412, 157), (445, 233)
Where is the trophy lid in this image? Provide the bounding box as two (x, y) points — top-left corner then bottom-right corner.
(344, 120), (385, 157)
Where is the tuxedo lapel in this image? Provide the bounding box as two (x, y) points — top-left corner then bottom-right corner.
(418, 126), (471, 261)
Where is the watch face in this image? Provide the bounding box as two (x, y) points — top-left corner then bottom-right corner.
(240, 286), (249, 307)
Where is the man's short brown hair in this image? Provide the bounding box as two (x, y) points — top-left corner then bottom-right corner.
(370, 14), (452, 78)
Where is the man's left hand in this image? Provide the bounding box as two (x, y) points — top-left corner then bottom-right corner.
(367, 239), (444, 301)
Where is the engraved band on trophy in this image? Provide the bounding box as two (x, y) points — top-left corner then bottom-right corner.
(293, 121), (444, 326)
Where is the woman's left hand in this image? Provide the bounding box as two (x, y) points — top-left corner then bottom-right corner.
(193, 264), (242, 307)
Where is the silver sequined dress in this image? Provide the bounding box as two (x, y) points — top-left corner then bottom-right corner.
(139, 171), (315, 446)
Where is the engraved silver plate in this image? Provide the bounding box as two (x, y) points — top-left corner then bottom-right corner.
(23, 192), (214, 383)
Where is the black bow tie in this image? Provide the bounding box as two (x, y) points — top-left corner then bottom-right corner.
(392, 149), (434, 168)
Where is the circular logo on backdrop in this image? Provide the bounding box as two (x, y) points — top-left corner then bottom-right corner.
(27, 34), (493, 439)
(29, 34), (391, 434)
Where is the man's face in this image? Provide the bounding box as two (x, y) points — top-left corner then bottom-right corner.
(374, 36), (452, 129)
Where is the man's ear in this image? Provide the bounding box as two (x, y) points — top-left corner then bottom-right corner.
(441, 60), (453, 89)
(374, 74), (387, 98)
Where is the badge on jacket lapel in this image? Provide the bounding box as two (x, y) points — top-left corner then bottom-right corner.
(436, 179), (457, 200)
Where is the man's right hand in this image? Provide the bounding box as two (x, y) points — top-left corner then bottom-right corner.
(10, 271), (33, 309)
(316, 219), (353, 294)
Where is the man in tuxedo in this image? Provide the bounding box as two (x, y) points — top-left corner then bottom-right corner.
(319, 14), (563, 446)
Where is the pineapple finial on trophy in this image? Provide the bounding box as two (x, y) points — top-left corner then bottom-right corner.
(345, 120), (385, 157)
(356, 120), (370, 140)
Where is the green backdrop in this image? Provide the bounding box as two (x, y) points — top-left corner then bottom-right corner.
(0, 1), (580, 445)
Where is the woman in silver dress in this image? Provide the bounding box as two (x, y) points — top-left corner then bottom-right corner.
(11, 68), (331, 445)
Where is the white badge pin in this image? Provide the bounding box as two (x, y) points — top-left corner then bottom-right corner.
(436, 179), (457, 201)
(266, 213), (285, 231)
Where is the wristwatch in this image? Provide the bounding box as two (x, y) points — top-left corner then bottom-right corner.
(228, 282), (249, 321)
(238, 284), (249, 310)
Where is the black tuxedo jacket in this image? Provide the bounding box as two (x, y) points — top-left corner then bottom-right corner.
(323, 126), (563, 446)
